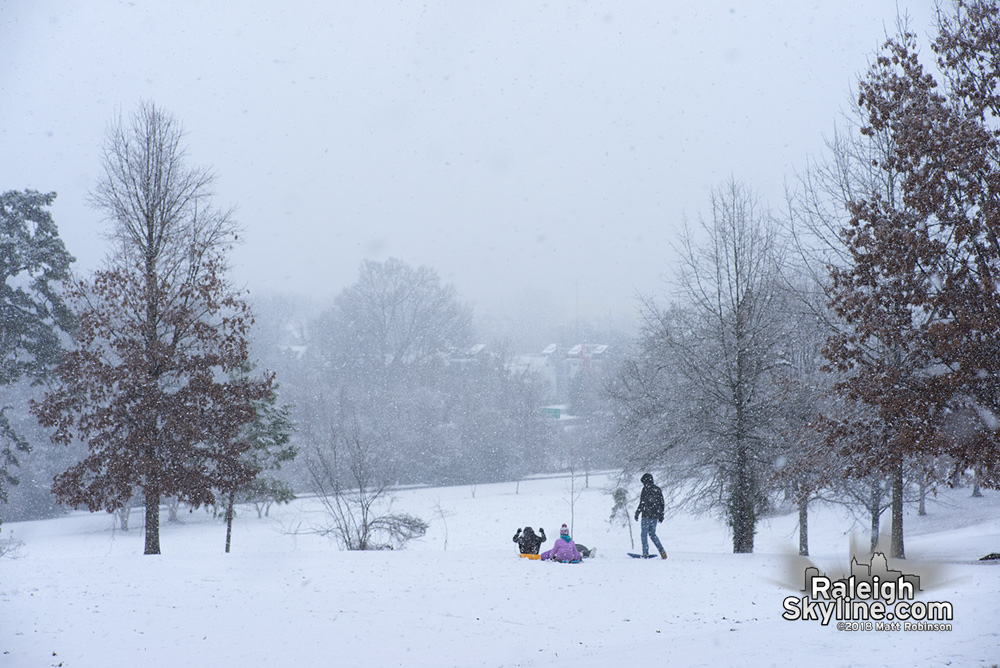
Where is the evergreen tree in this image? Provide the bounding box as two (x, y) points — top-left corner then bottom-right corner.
(0, 190), (74, 518)
(220, 370), (297, 553)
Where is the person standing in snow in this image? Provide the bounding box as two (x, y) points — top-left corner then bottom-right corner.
(513, 526), (546, 558)
(634, 473), (667, 558)
(540, 524), (582, 562)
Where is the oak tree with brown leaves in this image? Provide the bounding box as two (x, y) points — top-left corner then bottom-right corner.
(32, 102), (272, 555)
(825, 1), (1000, 557)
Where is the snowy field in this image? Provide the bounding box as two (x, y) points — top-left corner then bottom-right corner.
(2, 473), (998, 668)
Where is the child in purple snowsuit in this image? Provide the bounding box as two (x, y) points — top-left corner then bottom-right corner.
(541, 524), (582, 562)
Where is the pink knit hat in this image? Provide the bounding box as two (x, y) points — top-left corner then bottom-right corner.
(560, 524), (569, 536)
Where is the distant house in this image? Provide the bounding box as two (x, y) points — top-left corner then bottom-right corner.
(445, 342), (612, 405)
(563, 343), (610, 382)
(514, 343), (613, 404)
(511, 352), (558, 402)
(447, 343), (490, 369)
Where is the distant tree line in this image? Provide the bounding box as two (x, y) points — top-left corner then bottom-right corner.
(287, 258), (554, 490)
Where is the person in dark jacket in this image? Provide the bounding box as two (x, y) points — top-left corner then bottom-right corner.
(634, 473), (667, 558)
(513, 526), (546, 558)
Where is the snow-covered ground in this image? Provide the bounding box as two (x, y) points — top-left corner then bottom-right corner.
(2, 473), (998, 667)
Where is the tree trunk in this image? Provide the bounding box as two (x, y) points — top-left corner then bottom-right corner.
(116, 503), (131, 532)
(144, 489), (161, 555)
(869, 477), (880, 554)
(972, 466), (983, 498)
(890, 462), (904, 559)
(918, 478), (927, 516)
(225, 490), (235, 554)
(730, 443), (755, 554)
(797, 493), (809, 557)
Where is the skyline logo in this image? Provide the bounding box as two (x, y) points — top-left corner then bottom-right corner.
(803, 551), (920, 606)
(782, 551), (953, 630)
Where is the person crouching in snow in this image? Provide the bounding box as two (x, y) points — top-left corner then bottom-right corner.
(513, 526), (546, 559)
(541, 524), (582, 562)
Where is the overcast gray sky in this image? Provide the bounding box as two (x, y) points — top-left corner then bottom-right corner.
(1, 1), (936, 325)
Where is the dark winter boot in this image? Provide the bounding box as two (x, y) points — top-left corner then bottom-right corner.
(659, 550), (667, 559)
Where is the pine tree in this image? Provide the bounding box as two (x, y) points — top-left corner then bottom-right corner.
(0, 190), (74, 517)
(220, 370), (297, 553)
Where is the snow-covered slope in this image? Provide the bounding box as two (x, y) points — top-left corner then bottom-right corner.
(2, 474), (997, 667)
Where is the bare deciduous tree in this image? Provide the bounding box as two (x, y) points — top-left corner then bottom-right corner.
(306, 418), (426, 551)
(612, 179), (788, 553)
(302, 257), (549, 487)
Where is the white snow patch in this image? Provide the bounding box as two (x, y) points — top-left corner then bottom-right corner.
(1, 474), (997, 667)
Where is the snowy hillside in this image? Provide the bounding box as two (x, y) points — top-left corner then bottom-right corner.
(2, 473), (998, 667)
